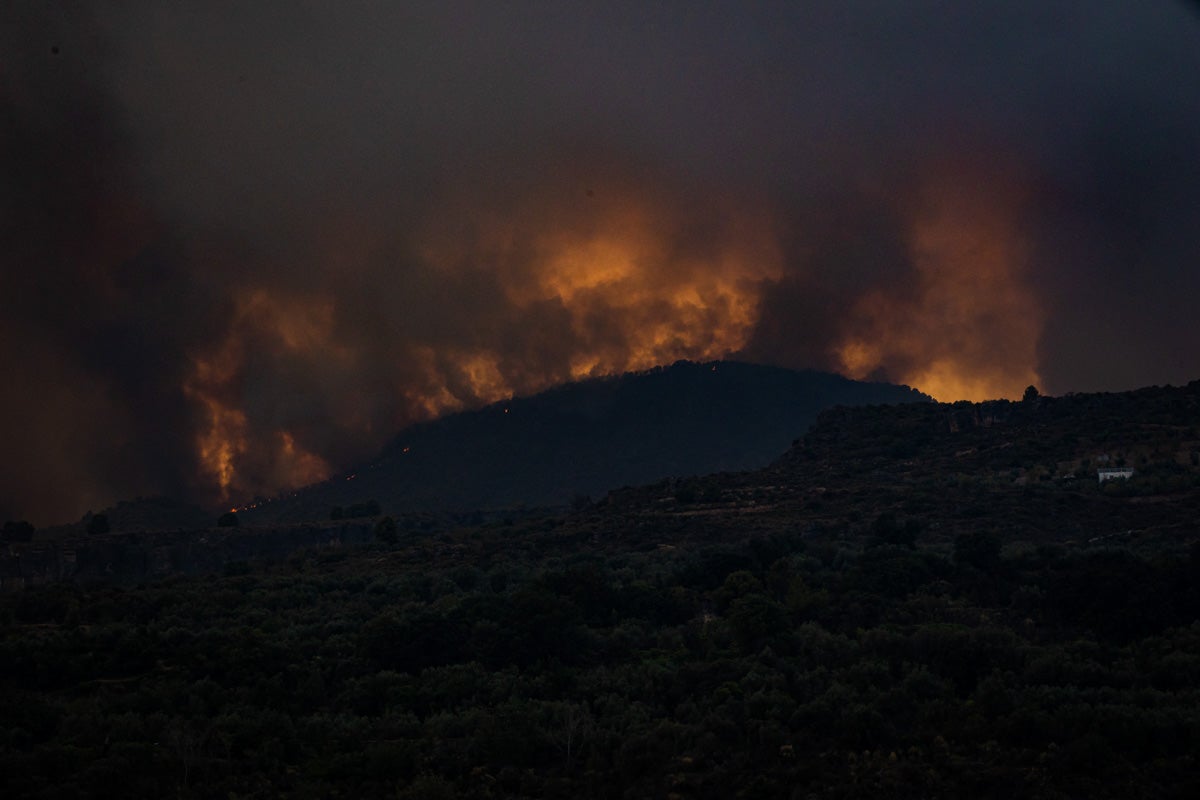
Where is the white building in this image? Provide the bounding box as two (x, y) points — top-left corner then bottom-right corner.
(1097, 468), (1134, 483)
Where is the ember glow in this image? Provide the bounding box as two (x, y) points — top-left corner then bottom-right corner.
(191, 181), (786, 502)
(4, 2), (1199, 523)
(193, 163), (1044, 500)
(421, 180), (784, 379)
(834, 166), (1043, 401)
(186, 290), (348, 500)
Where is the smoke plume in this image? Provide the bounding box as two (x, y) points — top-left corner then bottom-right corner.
(3, 1), (1199, 523)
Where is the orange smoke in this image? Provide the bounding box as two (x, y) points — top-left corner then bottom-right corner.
(192, 394), (247, 494)
(389, 182), (786, 425)
(276, 430), (331, 488)
(184, 160), (1046, 506)
(421, 179), (783, 381)
(186, 178), (785, 503)
(534, 222), (779, 379)
(186, 289), (341, 500)
(834, 164), (1042, 401)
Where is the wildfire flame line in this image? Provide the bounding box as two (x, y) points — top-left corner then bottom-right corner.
(187, 168), (1043, 505)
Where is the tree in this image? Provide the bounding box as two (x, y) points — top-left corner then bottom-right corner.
(86, 513), (110, 535)
(217, 511), (239, 527)
(339, 500), (381, 519)
(2, 520), (35, 542)
(374, 516), (398, 544)
(1023, 385), (1040, 402)
(869, 512), (920, 548)
(954, 531), (1001, 571)
(727, 594), (787, 651)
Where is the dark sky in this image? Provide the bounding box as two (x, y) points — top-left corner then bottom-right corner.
(3, 1), (1199, 524)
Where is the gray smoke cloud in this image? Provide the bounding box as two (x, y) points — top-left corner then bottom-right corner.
(2, 1), (1198, 524)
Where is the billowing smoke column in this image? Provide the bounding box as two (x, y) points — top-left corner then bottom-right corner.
(2, 2), (1199, 523)
(182, 163), (785, 500)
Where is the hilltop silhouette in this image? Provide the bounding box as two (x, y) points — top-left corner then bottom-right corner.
(236, 360), (929, 523)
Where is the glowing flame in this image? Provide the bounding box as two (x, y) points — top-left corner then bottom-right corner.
(533, 215), (781, 378)
(182, 160), (1045, 507)
(422, 180), (784, 385)
(193, 394), (247, 495)
(184, 178), (787, 504)
(186, 289), (347, 500)
(834, 165), (1042, 401)
(278, 431), (331, 488)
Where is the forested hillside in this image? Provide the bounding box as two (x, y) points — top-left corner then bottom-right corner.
(3, 382), (1200, 798)
(237, 361), (928, 523)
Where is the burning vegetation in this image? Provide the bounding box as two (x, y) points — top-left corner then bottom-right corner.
(181, 162), (1048, 508)
(9, 2), (1197, 524)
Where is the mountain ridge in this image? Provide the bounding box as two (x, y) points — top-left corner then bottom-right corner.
(235, 360), (930, 524)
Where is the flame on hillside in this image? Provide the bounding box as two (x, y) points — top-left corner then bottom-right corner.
(185, 182), (785, 503)
(833, 166), (1042, 401)
(186, 167), (1045, 504)
(186, 290), (342, 500)
(421, 184), (785, 381)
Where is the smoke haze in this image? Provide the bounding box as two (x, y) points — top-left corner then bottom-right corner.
(3, 1), (1199, 523)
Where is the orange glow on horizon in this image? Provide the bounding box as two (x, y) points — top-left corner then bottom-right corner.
(187, 162), (1044, 506)
(834, 165), (1042, 401)
(190, 393), (247, 497)
(186, 290), (348, 500)
(277, 431), (331, 489)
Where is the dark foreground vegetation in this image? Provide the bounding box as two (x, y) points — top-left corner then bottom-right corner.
(4, 381), (1200, 797)
(3, 526), (1199, 799)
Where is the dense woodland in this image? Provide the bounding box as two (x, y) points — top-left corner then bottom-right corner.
(4, 382), (1200, 798)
